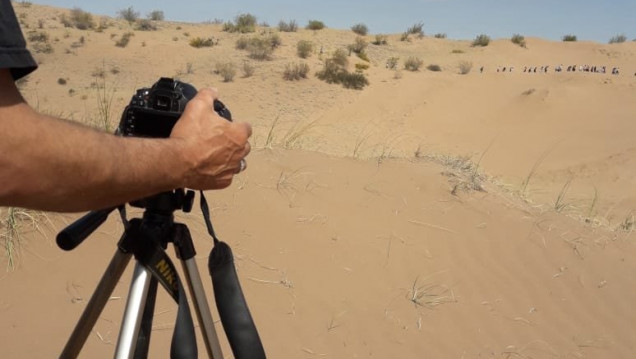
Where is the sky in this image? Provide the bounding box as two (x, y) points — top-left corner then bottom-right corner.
(28, 0), (636, 43)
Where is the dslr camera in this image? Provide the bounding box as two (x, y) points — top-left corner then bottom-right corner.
(118, 77), (231, 138)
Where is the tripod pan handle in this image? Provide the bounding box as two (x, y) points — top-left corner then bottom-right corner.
(56, 208), (115, 251)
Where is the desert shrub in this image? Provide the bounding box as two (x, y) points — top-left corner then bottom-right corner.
(351, 23), (368, 36)
(237, 36), (277, 60)
(306, 20), (325, 30)
(427, 64), (442, 72)
(400, 32), (410, 42)
(115, 32), (134, 47)
(224, 13), (257, 33)
(406, 22), (424, 37)
(269, 33), (282, 48)
(562, 34), (577, 42)
(135, 19), (156, 31)
(511, 34), (526, 47)
(372, 34), (388, 45)
(96, 17), (111, 32)
(355, 63), (369, 71)
(215, 62), (236, 82)
(242, 61), (255, 77)
(608, 34), (627, 44)
(472, 34), (490, 47)
(189, 37), (214, 48)
(356, 51), (369, 62)
(278, 20), (297, 32)
(404, 57), (423, 71)
(68, 7), (94, 30)
(434, 33), (447, 39)
(235, 37), (249, 49)
(296, 40), (313, 58)
(458, 61), (473, 74)
(32, 42), (53, 53)
(27, 31), (48, 42)
(147, 10), (164, 21)
(118, 7), (139, 24)
(316, 51), (368, 90)
(283, 62), (310, 80)
(386, 57), (399, 69)
(57, 78), (66, 85)
(332, 48), (348, 67)
(349, 36), (367, 54)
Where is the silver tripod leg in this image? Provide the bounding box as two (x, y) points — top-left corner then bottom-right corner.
(181, 257), (224, 359)
(114, 262), (152, 359)
(60, 250), (132, 359)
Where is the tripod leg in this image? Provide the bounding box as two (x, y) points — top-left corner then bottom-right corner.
(115, 263), (153, 359)
(181, 258), (224, 359)
(60, 250), (132, 359)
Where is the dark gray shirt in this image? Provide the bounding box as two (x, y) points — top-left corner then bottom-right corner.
(0, 0), (37, 79)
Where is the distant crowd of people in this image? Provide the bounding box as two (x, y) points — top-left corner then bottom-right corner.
(485, 65), (629, 75)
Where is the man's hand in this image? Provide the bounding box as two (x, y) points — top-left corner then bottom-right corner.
(169, 88), (252, 190)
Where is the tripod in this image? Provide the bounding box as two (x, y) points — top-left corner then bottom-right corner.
(57, 190), (265, 358)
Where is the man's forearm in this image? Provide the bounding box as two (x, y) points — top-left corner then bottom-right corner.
(0, 102), (186, 212)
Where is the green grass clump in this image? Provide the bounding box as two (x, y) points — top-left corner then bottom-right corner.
(278, 20), (297, 32)
(511, 34), (526, 47)
(562, 34), (577, 42)
(404, 57), (423, 71)
(306, 20), (325, 30)
(351, 23), (368, 36)
(317, 50), (368, 90)
(283, 62), (310, 80)
(189, 37), (214, 48)
(296, 40), (313, 58)
(472, 34), (490, 47)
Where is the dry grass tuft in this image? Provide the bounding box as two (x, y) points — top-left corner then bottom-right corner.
(1, 207), (50, 271)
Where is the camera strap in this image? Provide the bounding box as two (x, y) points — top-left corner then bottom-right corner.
(119, 218), (197, 359)
(200, 191), (267, 359)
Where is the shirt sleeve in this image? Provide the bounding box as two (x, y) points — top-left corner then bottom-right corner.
(0, 0), (38, 80)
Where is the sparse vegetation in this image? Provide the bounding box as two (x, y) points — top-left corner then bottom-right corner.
(472, 34), (490, 47)
(147, 10), (164, 21)
(242, 61), (255, 77)
(608, 34), (627, 44)
(348, 36), (368, 54)
(135, 19), (157, 31)
(316, 49), (368, 90)
(427, 64), (442, 72)
(2, 207), (48, 270)
(355, 63), (369, 72)
(57, 78), (67, 85)
(189, 37), (215, 48)
(386, 57), (399, 70)
(283, 62), (310, 80)
(372, 34), (388, 45)
(115, 32), (134, 47)
(451, 49), (464, 54)
(404, 57), (423, 71)
(400, 32), (410, 42)
(434, 33), (447, 39)
(406, 22), (425, 38)
(562, 34), (577, 42)
(118, 7), (139, 24)
(511, 34), (526, 47)
(306, 20), (325, 30)
(60, 7), (94, 30)
(296, 40), (313, 58)
(458, 61), (473, 74)
(351, 23), (368, 36)
(278, 20), (298, 32)
(215, 62), (236, 82)
(236, 35), (278, 60)
(223, 13), (257, 33)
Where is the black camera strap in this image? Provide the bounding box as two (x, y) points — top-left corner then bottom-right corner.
(200, 192), (267, 359)
(119, 218), (197, 359)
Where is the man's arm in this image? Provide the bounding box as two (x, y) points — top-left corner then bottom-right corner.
(0, 69), (251, 212)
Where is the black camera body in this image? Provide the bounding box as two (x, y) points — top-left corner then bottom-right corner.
(118, 77), (231, 138)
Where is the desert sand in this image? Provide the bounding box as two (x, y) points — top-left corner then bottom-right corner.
(2, 3), (636, 358)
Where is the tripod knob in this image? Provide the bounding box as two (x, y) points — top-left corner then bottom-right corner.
(183, 190), (195, 213)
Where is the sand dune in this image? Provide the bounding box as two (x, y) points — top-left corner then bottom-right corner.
(2, 4), (636, 358)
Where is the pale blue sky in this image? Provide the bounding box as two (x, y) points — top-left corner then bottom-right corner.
(29, 0), (635, 43)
